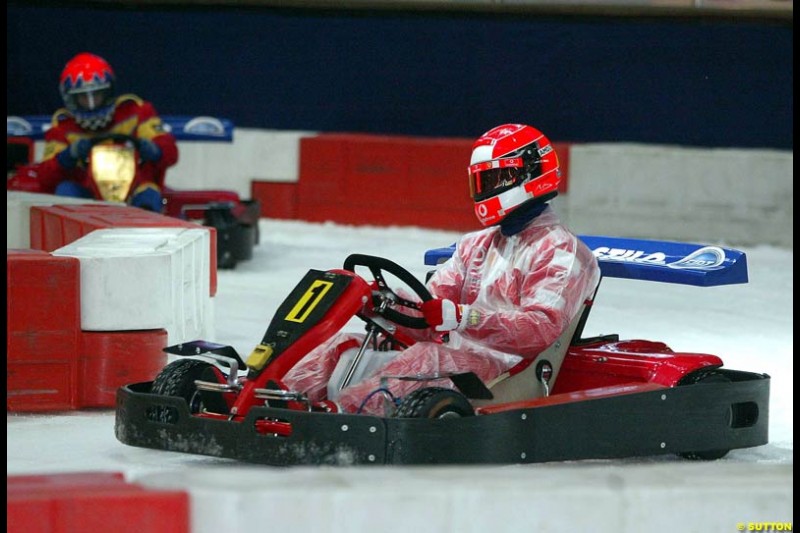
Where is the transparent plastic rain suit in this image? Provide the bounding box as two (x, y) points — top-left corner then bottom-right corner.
(283, 206), (601, 414)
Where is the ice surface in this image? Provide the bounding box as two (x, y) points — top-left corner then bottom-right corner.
(7, 219), (793, 532)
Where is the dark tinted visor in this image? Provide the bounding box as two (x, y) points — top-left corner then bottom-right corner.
(469, 158), (525, 201)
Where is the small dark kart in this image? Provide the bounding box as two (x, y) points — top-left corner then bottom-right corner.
(7, 117), (259, 269)
(115, 237), (769, 466)
(161, 186), (260, 270)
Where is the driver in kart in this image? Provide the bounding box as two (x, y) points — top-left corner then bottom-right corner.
(284, 123), (601, 415)
(7, 52), (178, 211)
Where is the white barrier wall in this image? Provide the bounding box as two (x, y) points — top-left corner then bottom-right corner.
(27, 128), (311, 200)
(6, 191), (116, 249)
(165, 128), (314, 197)
(561, 144), (793, 249)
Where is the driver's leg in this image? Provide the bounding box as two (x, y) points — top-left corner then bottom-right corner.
(337, 341), (514, 415)
(281, 333), (363, 403)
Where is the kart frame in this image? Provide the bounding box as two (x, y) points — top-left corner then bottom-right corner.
(115, 236), (770, 466)
(116, 368), (768, 465)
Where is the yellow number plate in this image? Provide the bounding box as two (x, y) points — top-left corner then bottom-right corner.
(284, 280), (333, 323)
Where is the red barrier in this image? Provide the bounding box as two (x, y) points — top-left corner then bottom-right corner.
(295, 134), (479, 231)
(79, 330), (167, 408)
(7, 472), (189, 533)
(252, 181), (298, 219)
(7, 250), (81, 412)
(254, 133), (572, 231)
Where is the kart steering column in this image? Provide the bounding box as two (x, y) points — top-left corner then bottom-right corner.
(339, 297), (391, 391)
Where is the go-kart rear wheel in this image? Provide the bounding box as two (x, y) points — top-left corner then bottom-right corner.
(148, 359), (225, 423)
(394, 387), (475, 419)
(677, 371), (732, 461)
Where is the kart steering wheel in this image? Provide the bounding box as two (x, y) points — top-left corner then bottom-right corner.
(343, 253), (432, 330)
(86, 133), (143, 153)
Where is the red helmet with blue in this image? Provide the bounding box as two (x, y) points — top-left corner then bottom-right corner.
(468, 124), (561, 227)
(59, 53), (116, 130)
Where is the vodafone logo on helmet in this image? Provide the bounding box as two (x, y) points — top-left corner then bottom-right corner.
(477, 203), (488, 217)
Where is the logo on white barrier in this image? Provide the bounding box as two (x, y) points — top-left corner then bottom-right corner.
(7, 116), (33, 136)
(183, 116), (226, 136)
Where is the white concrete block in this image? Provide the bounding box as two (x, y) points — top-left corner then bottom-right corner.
(52, 227), (213, 345)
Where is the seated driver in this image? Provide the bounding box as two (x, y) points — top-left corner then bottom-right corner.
(283, 123), (601, 414)
(7, 52), (178, 211)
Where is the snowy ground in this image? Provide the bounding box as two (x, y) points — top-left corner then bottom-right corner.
(7, 219), (793, 532)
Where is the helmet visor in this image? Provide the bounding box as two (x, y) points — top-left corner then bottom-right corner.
(64, 87), (113, 112)
(468, 157), (525, 201)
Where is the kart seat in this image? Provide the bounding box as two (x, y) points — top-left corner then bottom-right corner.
(473, 297), (591, 407)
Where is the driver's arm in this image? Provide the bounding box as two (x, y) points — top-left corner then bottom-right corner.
(23, 118), (84, 192)
(458, 234), (600, 357)
(134, 102), (179, 171)
(425, 242), (467, 303)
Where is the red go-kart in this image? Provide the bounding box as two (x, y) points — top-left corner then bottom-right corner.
(114, 235), (769, 466)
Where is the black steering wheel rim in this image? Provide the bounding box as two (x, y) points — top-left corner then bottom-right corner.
(87, 132), (142, 151)
(343, 253), (432, 329)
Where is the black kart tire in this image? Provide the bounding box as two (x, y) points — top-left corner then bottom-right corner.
(394, 387), (475, 419)
(677, 371), (732, 461)
(679, 449), (731, 461)
(149, 359), (223, 423)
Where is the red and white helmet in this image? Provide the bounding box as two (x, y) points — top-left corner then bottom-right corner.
(468, 124), (560, 227)
(59, 52), (116, 130)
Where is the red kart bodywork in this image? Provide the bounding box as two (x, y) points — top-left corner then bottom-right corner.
(556, 340), (723, 392)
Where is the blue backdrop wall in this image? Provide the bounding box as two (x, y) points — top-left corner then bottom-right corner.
(7, 4), (793, 149)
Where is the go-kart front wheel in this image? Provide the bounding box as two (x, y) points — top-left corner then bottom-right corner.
(148, 359), (227, 423)
(394, 387), (475, 419)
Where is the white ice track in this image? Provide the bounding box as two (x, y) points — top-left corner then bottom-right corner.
(7, 219), (793, 533)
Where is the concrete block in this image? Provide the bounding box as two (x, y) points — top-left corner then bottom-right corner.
(52, 227), (212, 345)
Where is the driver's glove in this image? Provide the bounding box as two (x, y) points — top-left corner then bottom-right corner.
(56, 138), (93, 169)
(137, 139), (162, 163)
(421, 298), (464, 332)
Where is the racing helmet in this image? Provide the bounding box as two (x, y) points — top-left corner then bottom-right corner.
(468, 123), (560, 227)
(59, 53), (116, 130)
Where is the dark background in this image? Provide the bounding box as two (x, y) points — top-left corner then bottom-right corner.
(7, 2), (793, 149)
